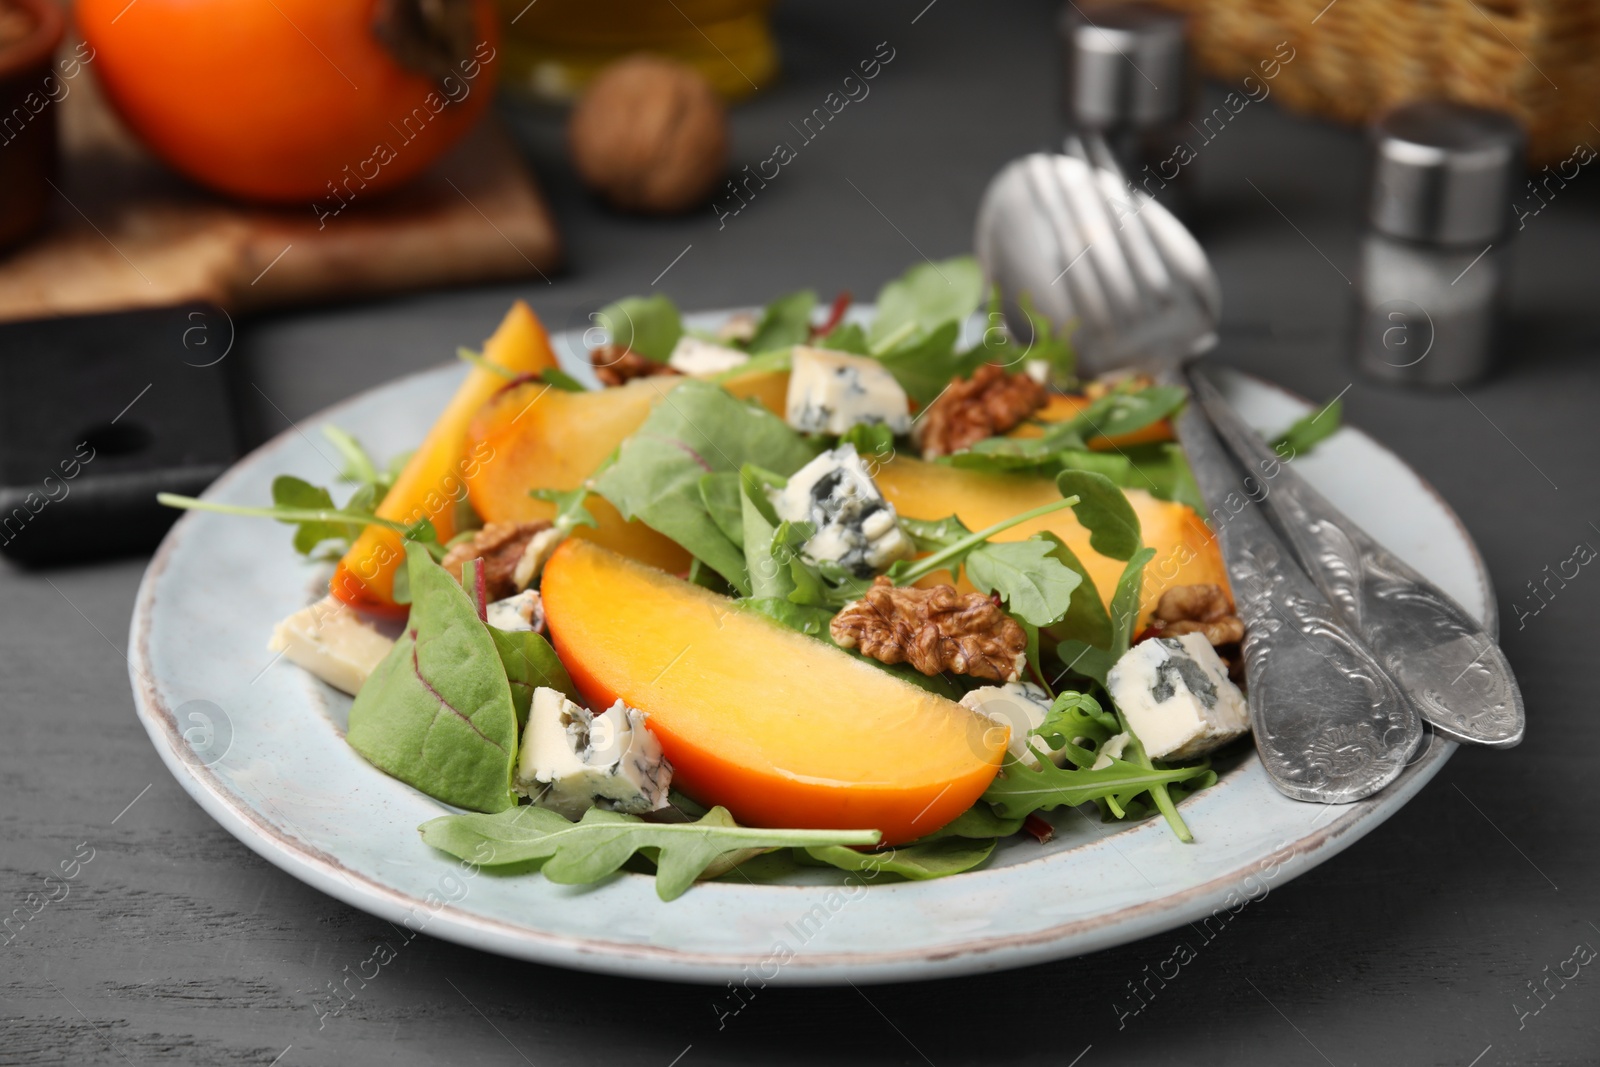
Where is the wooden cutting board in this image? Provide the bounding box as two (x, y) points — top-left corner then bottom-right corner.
(0, 63), (562, 322)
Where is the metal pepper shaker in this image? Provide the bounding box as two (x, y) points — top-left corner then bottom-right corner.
(1057, 2), (1193, 216)
(1356, 101), (1526, 386)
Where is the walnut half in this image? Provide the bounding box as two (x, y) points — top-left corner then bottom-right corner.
(914, 363), (1048, 459)
(1148, 583), (1245, 679)
(830, 577), (1028, 683)
(589, 343), (681, 388)
(439, 521), (555, 602)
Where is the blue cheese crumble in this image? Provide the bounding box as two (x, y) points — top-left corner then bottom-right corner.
(784, 346), (912, 435)
(768, 443), (914, 578)
(513, 688), (672, 819)
(1107, 633), (1249, 760)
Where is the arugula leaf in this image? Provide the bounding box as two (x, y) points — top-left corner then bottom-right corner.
(456, 345), (516, 379)
(1031, 690), (1115, 755)
(1055, 470), (1141, 561)
(322, 425), (382, 488)
(1036, 533), (1112, 650)
(890, 496), (1079, 587)
(815, 321), (870, 355)
(838, 421), (897, 464)
(869, 256), (984, 347)
(900, 514), (973, 551)
(596, 295), (682, 361)
(964, 537), (1082, 627)
(419, 804), (879, 901)
(271, 475), (351, 555)
(748, 290), (816, 353)
(159, 486), (423, 559)
(1073, 385), (1188, 444)
(981, 753), (1212, 820)
(801, 838), (998, 880)
(1012, 291), (1075, 384)
(538, 367), (588, 393)
(1109, 546), (1157, 657)
(529, 486), (600, 534)
(347, 543), (520, 813)
(1270, 398), (1343, 457)
(594, 380), (818, 593)
(1109, 707), (1199, 843)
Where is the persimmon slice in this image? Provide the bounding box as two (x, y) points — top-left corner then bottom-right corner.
(540, 539), (1005, 844)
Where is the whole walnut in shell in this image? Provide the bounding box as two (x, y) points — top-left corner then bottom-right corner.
(568, 54), (728, 214)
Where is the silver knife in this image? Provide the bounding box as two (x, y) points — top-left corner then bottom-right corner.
(1168, 383), (1425, 802)
(1187, 367), (1524, 749)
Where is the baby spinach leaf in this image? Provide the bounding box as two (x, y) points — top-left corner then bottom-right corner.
(1055, 639), (1114, 687)
(873, 320), (972, 406)
(981, 753), (1212, 820)
(419, 804), (879, 901)
(816, 321), (870, 355)
(1109, 546), (1157, 657)
(838, 420), (897, 463)
(347, 543), (520, 814)
(737, 597), (837, 637)
(801, 837), (998, 880)
(964, 537), (1082, 627)
(915, 804), (1026, 841)
(1037, 533), (1112, 651)
(460, 559), (580, 728)
(594, 380), (818, 594)
(1055, 470), (1141, 562)
(748, 289), (816, 353)
(870, 256), (984, 346)
(1270, 398), (1342, 457)
(596, 295), (682, 361)
(699, 472), (745, 545)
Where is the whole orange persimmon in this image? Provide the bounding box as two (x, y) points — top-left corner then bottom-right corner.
(76, 0), (499, 206)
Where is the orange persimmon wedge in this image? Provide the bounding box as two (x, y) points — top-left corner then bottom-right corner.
(466, 375), (692, 573)
(541, 539), (1006, 844)
(332, 301), (559, 616)
(1010, 393), (1176, 450)
(874, 455), (1228, 628)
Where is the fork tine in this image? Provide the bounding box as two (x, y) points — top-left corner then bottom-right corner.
(1022, 155), (1117, 341)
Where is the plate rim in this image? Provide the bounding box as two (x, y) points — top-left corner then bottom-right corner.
(127, 348), (1491, 985)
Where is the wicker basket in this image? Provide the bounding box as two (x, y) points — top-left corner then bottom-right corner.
(1150, 0), (1600, 163)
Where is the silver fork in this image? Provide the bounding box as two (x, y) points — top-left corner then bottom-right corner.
(977, 153), (1424, 803)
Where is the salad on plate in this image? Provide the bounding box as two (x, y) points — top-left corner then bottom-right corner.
(162, 257), (1338, 900)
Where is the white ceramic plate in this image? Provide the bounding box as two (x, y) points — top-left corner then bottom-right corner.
(128, 315), (1492, 985)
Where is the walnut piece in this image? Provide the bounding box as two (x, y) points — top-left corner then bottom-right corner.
(1150, 583), (1245, 661)
(589, 343), (681, 388)
(914, 363), (1048, 459)
(439, 521), (554, 602)
(568, 54), (728, 215)
(830, 577), (1028, 682)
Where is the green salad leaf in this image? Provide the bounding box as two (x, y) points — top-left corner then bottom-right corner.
(347, 543), (520, 814)
(1037, 533), (1113, 650)
(529, 486), (600, 535)
(1270, 397), (1343, 456)
(596, 295), (682, 361)
(594, 380), (818, 593)
(981, 753), (1213, 821)
(872, 320), (974, 406)
(801, 838), (998, 880)
(419, 804), (879, 901)
(964, 538), (1082, 627)
(869, 256), (984, 347)
(1054, 470), (1142, 561)
(460, 558), (580, 727)
(815, 321), (870, 355)
(748, 289), (816, 353)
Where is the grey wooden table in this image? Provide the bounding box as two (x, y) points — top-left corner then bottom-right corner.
(4, 2), (1598, 1064)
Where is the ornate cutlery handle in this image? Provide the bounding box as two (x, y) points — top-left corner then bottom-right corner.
(1187, 369), (1524, 749)
(1171, 391), (1423, 802)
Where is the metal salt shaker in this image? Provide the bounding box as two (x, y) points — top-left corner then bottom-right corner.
(1356, 101), (1525, 386)
(1057, 2), (1194, 217)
